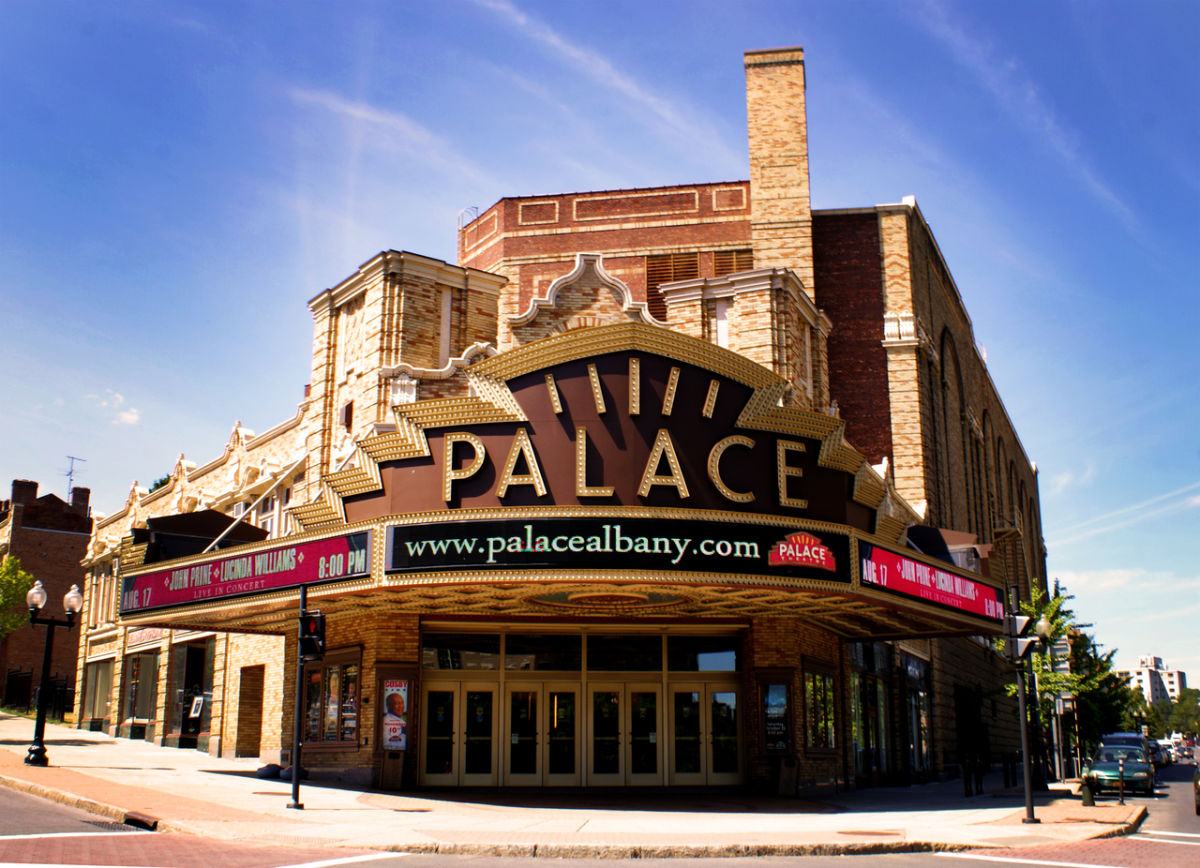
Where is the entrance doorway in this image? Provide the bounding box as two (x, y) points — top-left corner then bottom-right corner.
(421, 683), (498, 786)
(588, 683), (662, 786)
(505, 683), (581, 785)
(417, 630), (743, 788)
(668, 683), (741, 785)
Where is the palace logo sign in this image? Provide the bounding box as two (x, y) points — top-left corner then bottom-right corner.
(768, 531), (837, 571)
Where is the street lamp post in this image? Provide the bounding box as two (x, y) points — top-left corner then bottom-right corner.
(24, 580), (83, 767)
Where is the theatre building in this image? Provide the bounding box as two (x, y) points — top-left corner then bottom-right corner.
(75, 46), (1045, 793)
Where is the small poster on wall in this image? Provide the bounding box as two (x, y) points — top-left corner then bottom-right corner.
(382, 679), (408, 750)
(188, 695), (204, 718)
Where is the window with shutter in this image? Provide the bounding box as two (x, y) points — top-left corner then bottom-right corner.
(713, 249), (753, 276)
(645, 252), (700, 321)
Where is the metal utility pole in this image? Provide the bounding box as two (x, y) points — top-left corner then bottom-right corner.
(1006, 585), (1040, 825)
(288, 585), (307, 810)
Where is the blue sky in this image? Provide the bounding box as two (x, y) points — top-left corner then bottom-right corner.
(2, 1), (1197, 678)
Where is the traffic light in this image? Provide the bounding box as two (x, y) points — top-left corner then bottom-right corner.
(1005, 612), (1036, 662)
(298, 610), (325, 659)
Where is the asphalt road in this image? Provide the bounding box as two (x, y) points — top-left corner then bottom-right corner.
(362, 762), (1200, 868)
(0, 786), (386, 868)
(0, 763), (1196, 867)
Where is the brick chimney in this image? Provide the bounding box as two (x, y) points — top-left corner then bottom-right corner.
(745, 47), (814, 299)
(70, 487), (91, 515)
(11, 479), (38, 505)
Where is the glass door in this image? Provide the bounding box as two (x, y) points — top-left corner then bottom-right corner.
(504, 683), (580, 786)
(589, 684), (623, 785)
(627, 685), (663, 785)
(588, 683), (662, 785)
(420, 683), (497, 786)
(668, 683), (741, 785)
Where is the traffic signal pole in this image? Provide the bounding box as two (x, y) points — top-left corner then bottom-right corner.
(1006, 585), (1039, 824)
(1015, 656), (1039, 823)
(287, 584), (307, 810)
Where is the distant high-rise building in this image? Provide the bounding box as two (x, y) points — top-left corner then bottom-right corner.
(1117, 657), (1188, 704)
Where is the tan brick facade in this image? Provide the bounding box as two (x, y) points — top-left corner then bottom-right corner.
(72, 44), (1043, 796)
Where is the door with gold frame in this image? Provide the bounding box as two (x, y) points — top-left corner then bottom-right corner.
(587, 683), (663, 786)
(420, 683), (498, 786)
(668, 682), (742, 786)
(503, 682), (581, 786)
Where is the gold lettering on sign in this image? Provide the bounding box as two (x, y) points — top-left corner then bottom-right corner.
(638, 428), (690, 499)
(587, 363), (607, 415)
(575, 427), (615, 498)
(497, 427), (548, 497)
(443, 432), (486, 502)
(708, 435), (755, 503)
(544, 374), (563, 414)
(776, 439), (808, 509)
(661, 367), (680, 416)
(628, 357), (640, 416)
(702, 379), (720, 419)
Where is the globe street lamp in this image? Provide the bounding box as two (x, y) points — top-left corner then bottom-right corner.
(25, 581), (83, 766)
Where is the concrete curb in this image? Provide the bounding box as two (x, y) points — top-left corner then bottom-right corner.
(0, 767), (1149, 860)
(0, 771), (156, 831)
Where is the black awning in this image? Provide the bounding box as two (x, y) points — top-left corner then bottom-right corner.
(905, 525), (955, 565)
(133, 509), (268, 563)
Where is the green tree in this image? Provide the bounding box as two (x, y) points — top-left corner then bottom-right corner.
(1070, 632), (1135, 751)
(0, 555), (36, 640)
(1167, 687), (1199, 736)
(1004, 583), (1140, 757)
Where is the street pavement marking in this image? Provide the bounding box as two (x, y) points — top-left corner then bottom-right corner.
(0, 831), (153, 841)
(935, 853), (1129, 868)
(1139, 829), (1200, 839)
(275, 856), (403, 868)
(1129, 834), (1200, 846)
(0, 864), (167, 868)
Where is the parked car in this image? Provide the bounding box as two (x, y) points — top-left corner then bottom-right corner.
(1083, 745), (1155, 797)
(1100, 731), (1152, 754)
(1194, 762), (1199, 815)
(1151, 741), (1170, 767)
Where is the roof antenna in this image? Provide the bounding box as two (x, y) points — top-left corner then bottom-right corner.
(65, 455), (87, 497)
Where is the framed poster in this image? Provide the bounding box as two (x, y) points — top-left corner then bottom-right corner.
(382, 679), (409, 750)
(188, 695), (204, 718)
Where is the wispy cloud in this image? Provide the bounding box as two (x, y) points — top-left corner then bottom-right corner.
(470, 0), (743, 172)
(912, 0), (1139, 235)
(287, 87), (489, 183)
(1048, 461), (1095, 496)
(1047, 479), (1200, 546)
(85, 390), (141, 426)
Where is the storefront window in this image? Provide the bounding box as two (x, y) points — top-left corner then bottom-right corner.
(902, 653), (930, 774)
(804, 667), (836, 750)
(120, 651), (159, 739)
(668, 636), (739, 671)
(422, 634), (500, 670)
(505, 635), (581, 671)
(167, 637), (214, 750)
(849, 641), (892, 778)
(587, 635), (662, 671)
(81, 660), (113, 730)
(304, 652), (359, 744)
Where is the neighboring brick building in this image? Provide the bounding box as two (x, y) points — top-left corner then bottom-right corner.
(0, 479), (92, 707)
(75, 45), (1041, 795)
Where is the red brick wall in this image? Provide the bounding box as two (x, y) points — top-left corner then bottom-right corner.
(747, 615), (847, 794)
(812, 212), (892, 464)
(0, 519), (90, 699)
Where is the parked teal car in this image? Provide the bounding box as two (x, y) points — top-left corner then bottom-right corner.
(1082, 745), (1154, 797)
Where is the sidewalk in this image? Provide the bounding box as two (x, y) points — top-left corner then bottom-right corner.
(0, 714), (1143, 858)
